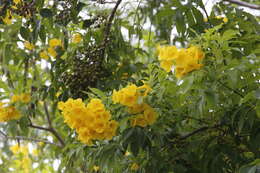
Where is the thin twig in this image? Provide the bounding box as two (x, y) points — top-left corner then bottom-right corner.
(44, 101), (52, 127)
(44, 102), (65, 147)
(217, 80), (244, 98)
(180, 124), (222, 140)
(29, 124), (52, 132)
(223, 0), (260, 10)
(1, 135), (59, 146)
(0, 130), (7, 137)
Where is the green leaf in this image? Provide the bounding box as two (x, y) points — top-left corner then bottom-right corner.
(89, 88), (106, 99)
(175, 9), (186, 35)
(20, 27), (30, 40)
(222, 29), (238, 41)
(178, 76), (194, 94)
(40, 9), (53, 18)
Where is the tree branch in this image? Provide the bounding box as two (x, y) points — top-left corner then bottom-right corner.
(217, 80), (244, 98)
(103, 0), (123, 43)
(29, 124), (52, 132)
(223, 0), (260, 10)
(27, 104), (65, 147)
(43, 102), (65, 147)
(180, 124), (222, 140)
(1, 135), (59, 146)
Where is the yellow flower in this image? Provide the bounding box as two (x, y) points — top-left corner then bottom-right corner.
(216, 16), (228, 23)
(20, 93), (31, 103)
(93, 165), (100, 172)
(160, 60), (173, 72)
(72, 33), (82, 44)
(223, 17), (228, 23)
(138, 84), (152, 97)
(125, 151), (131, 156)
(13, 0), (21, 5)
(0, 105), (21, 122)
(20, 145), (29, 155)
(39, 51), (49, 60)
(58, 98), (118, 145)
(11, 95), (21, 103)
(131, 114), (147, 127)
(47, 47), (57, 57)
(24, 41), (35, 50)
(10, 144), (20, 154)
(143, 107), (157, 125)
(49, 38), (62, 48)
(56, 92), (61, 97)
(128, 103), (149, 114)
(130, 163), (139, 171)
(38, 142), (44, 147)
(157, 45), (178, 61)
(112, 84), (138, 107)
(2, 10), (13, 25)
(32, 149), (39, 156)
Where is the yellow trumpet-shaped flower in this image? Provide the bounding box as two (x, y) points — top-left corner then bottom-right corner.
(49, 38), (62, 48)
(72, 33), (82, 44)
(24, 41), (35, 50)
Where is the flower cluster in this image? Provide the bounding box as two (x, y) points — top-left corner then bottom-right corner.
(10, 144), (33, 173)
(24, 41), (35, 50)
(129, 103), (157, 127)
(11, 93), (31, 103)
(0, 103), (21, 122)
(157, 45), (205, 78)
(112, 84), (157, 127)
(72, 33), (82, 44)
(112, 84), (151, 107)
(58, 98), (118, 145)
(39, 38), (63, 60)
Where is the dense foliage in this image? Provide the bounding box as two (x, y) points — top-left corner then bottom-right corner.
(0, 0), (259, 173)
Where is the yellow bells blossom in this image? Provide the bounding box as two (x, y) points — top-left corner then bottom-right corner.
(112, 84), (138, 107)
(216, 16), (228, 23)
(38, 142), (44, 147)
(2, 10), (13, 25)
(93, 165), (100, 172)
(39, 50), (49, 60)
(20, 145), (29, 155)
(72, 33), (82, 43)
(56, 91), (61, 97)
(21, 156), (32, 173)
(10, 144), (20, 154)
(143, 106), (157, 125)
(32, 149), (39, 156)
(13, 0), (21, 5)
(20, 93), (31, 103)
(138, 84), (152, 97)
(128, 103), (149, 114)
(173, 46), (204, 78)
(11, 95), (21, 103)
(24, 41), (35, 50)
(131, 114), (147, 127)
(157, 45), (178, 61)
(130, 163), (139, 171)
(157, 45), (178, 73)
(11, 93), (31, 103)
(125, 151), (131, 156)
(47, 47), (57, 58)
(58, 98), (118, 145)
(0, 103), (21, 122)
(223, 17), (228, 23)
(112, 84), (152, 107)
(49, 38), (62, 48)
(160, 60), (173, 72)
(157, 44), (205, 78)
